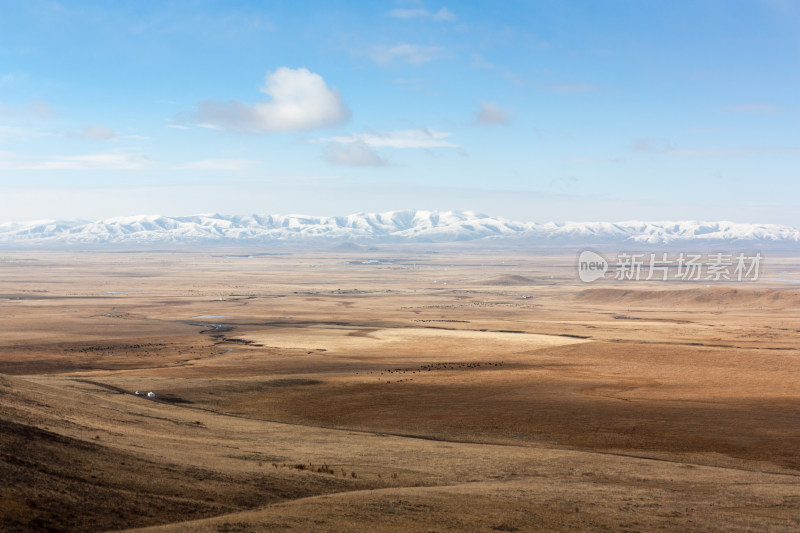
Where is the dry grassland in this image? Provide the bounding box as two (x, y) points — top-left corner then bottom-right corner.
(0, 248), (798, 531)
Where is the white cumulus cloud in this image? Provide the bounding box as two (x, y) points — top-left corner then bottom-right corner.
(187, 67), (350, 132)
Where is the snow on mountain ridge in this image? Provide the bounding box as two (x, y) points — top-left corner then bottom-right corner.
(0, 211), (797, 246)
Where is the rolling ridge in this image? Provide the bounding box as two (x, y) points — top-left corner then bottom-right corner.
(0, 210), (798, 246)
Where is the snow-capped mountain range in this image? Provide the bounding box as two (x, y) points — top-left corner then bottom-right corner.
(0, 210), (798, 248)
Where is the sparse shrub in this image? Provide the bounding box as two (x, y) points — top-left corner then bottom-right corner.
(315, 464), (334, 474)
(351, 471), (357, 478)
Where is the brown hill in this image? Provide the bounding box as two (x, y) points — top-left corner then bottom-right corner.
(483, 274), (538, 286)
(0, 375), (347, 533)
(573, 287), (800, 308)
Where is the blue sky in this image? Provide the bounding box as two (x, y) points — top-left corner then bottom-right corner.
(0, 0), (798, 223)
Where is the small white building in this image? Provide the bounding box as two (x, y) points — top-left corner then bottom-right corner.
(147, 391), (156, 399)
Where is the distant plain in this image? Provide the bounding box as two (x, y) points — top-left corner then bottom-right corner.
(1, 249), (798, 532)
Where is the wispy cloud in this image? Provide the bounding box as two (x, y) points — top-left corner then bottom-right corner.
(727, 103), (778, 114)
(366, 43), (442, 65)
(631, 138), (674, 153)
(182, 67), (350, 132)
(21, 152), (151, 170)
(81, 124), (117, 141)
(474, 101), (513, 125)
(389, 6), (455, 21)
(175, 158), (254, 171)
(316, 129), (458, 149)
(0, 72), (28, 87)
(26, 99), (54, 119)
(632, 137), (800, 158)
(0, 150), (258, 172)
(432, 7), (456, 21)
(668, 146), (800, 158)
(0, 99), (55, 119)
(323, 141), (388, 167)
(471, 54), (523, 84)
(0, 45), (38, 57)
(547, 83), (600, 94)
(0, 125), (51, 142)
(314, 128), (458, 166)
(567, 156), (623, 163)
(684, 70), (718, 80)
(548, 176), (579, 193)
(392, 78), (429, 91)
